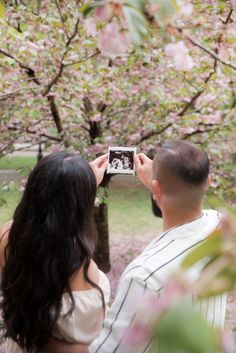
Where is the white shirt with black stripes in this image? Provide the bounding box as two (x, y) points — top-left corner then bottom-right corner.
(89, 210), (226, 353)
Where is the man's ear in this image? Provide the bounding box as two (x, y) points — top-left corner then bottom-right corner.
(207, 175), (211, 187)
(203, 175), (211, 192)
(152, 180), (162, 200)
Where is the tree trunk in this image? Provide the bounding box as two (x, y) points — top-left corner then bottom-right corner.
(93, 174), (112, 273)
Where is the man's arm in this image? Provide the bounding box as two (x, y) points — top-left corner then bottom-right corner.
(43, 337), (88, 353)
(89, 276), (156, 353)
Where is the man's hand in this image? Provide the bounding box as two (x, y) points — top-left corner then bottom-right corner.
(90, 154), (108, 186)
(134, 153), (153, 192)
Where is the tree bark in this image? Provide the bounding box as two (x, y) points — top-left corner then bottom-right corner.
(93, 174), (112, 273)
(93, 199), (110, 273)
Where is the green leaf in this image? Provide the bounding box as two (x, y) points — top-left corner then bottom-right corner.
(149, 0), (178, 26)
(154, 303), (220, 353)
(181, 231), (222, 270)
(20, 23), (28, 32)
(96, 187), (108, 205)
(126, 0), (146, 11)
(90, 0), (108, 7)
(200, 274), (236, 298)
(0, 0), (5, 18)
(123, 5), (149, 45)
(206, 194), (228, 209)
(217, 267), (236, 291)
(7, 25), (22, 38)
(80, 3), (93, 17)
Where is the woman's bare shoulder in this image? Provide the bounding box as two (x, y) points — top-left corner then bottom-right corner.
(69, 260), (100, 292)
(0, 221), (12, 268)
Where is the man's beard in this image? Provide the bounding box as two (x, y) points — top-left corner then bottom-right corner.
(151, 196), (162, 218)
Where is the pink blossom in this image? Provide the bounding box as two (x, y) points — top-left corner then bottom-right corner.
(88, 144), (106, 154)
(218, 45), (230, 60)
(39, 24), (51, 32)
(179, 126), (195, 134)
(174, 52), (194, 70)
(122, 277), (190, 349)
(168, 113), (181, 123)
(220, 328), (235, 353)
(124, 323), (151, 346)
(210, 175), (220, 188)
(165, 41), (188, 56)
(105, 135), (113, 143)
(219, 213), (235, 241)
(98, 22), (129, 56)
(90, 113), (102, 122)
(129, 133), (140, 142)
(130, 86), (139, 95)
(178, 1), (193, 16)
(108, 82), (123, 100)
(94, 6), (113, 21)
(165, 41), (195, 71)
(195, 93), (217, 109)
(83, 18), (97, 38)
(151, 277), (190, 315)
(230, 0), (236, 10)
(228, 290), (236, 304)
(202, 112), (221, 124)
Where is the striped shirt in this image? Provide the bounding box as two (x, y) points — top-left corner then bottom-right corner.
(89, 210), (226, 353)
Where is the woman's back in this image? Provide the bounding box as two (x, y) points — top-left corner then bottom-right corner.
(0, 221), (110, 353)
(0, 152), (110, 352)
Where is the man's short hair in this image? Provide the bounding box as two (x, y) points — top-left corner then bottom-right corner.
(153, 140), (209, 187)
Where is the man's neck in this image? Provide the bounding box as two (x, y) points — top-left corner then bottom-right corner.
(162, 209), (203, 231)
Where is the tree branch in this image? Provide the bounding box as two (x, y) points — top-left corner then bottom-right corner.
(6, 125), (61, 142)
(178, 59), (217, 116)
(47, 95), (64, 134)
(0, 86), (43, 100)
(178, 90), (204, 117)
(0, 49), (65, 141)
(43, 16), (81, 96)
(66, 17), (80, 47)
(54, 0), (69, 40)
(19, 0), (27, 5)
(184, 34), (236, 71)
(221, 9), (233, 24)
(43, 59), (65, 96)
(64, 49), (101, 67)
(27, 131), (61, 142)
(37, 0), (42, 15)
(182, 127), (219, 140)
(0, 49), (41, 85)
(139, 123), (172, 142)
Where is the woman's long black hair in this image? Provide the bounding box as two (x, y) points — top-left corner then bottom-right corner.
(1, 152), (102, 352)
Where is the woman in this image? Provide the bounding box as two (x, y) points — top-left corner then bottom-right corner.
(0, 152), (110, 353)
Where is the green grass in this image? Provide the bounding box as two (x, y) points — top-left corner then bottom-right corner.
(0, 156), (36, 176)
(0, 183), (21, 226)
(0, 182), (161, 236)
(109, 186), (161, 236)
(0, 156), (36, 226)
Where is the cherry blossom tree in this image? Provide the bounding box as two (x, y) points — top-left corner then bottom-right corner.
(0, 0), (235, 270)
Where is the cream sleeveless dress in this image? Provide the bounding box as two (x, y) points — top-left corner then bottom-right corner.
(3, 270), (110, 353)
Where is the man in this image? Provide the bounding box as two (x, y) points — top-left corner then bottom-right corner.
(45, 140), (226, 353)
